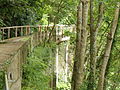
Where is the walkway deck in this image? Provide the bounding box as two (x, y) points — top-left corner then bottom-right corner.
(0, 36), (29, 69)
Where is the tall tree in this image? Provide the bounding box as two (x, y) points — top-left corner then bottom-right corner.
(71, 0), (89, 90)
(97, 2), (120, 90)
(87, 1), (104, 90)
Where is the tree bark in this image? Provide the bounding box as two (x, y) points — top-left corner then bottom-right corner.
(97, 2), (120, 90)
(87, 1), (104, 90)
(56, 45), (59, 86)
(71, 0), (89, 90)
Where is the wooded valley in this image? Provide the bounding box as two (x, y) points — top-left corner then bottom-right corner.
(0, 0), (120, 90)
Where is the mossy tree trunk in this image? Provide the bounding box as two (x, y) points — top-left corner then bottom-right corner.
(97, 2), (120, 90)
(87, 1), (104, 90)
(71, 0), (89, 90)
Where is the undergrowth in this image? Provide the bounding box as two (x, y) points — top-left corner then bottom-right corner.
(0, 71), (4, 89)
(22, 43), (55, 90)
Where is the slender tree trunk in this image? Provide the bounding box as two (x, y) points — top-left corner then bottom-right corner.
(87, 0), (96, 89)
(87, 1), (104, 90)
(56, 45), (59, 86)
(71, 0), (89, 90)
(71, 2), (82, 90)
(97, 3), (120, 90)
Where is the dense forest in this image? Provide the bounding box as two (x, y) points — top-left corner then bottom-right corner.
(0, 0), (120, 90)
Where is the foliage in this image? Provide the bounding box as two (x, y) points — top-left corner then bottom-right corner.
(64, 29), (76, 45)
(57, 82), (71, 90)
(0, 0), (119, 90)
(0, 71), (4, 89)
(22, 45), (54, 90)
(0, 0), (77, 27)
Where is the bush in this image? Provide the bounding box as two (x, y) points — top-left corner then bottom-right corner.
(22, 45), (54, 90)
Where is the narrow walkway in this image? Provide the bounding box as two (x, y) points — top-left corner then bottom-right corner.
(0, 36), (29, 69)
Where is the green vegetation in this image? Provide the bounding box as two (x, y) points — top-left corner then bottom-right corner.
(0, 0), (77, 27)
(0, 71), (4, 89)
(0, 0), (120, 90)
(22, 44), (54, 90)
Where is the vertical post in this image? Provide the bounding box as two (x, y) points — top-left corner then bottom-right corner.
(39, 25), (42, 43)
(65, 42), (69, 82)
(46, 26), (49, 40)
(38, 25), (40, 32)
(61, 26), (64, 38)
(45, 26), (48, 40)
(37, 26), (39, 45)
(15, 27), (18, 37)
(26, 26), (28, 35)
(21, 27), (23, 36)
(2, 29), (4, 40)
(56, 26), (58, 41)
(42, 31), (44, 42)
(5, 72), (9, 90)
(28, 26), (30, 35)
(8, 28), (10, 38)
(0, 28), (2, 41)
(56, 46), (59, 87)
(53, 25), (56, 42)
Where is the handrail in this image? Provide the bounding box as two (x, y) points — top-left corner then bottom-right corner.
(0, 25), (76, 41)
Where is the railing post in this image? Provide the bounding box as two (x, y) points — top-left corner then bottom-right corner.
(21, 27), (23, 36)
(28, 26), (30, 35)
(26, 27), (28, 35)
(0, 29), (1, 41)
(15, 27), (18, 37)
(56, 26), (59, 41)
(53, 25), (56, 42)
(39, 25), (42, 43)
(45, 26), (48, 40)
(61, 26), (64, 38)
(5, 72), (9, 90)
(8, 28), (10, 38)
(38, 25), (41, 32)
(2, 29), (4, 40)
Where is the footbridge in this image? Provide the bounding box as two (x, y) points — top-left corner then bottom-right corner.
(0, 25), (75, 90)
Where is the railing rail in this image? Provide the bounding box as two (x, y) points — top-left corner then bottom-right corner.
(0, 25), (76, 41)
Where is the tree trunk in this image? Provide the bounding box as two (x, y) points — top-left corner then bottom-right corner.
(71, 0), (89, 90)
(87, 1), (104, 90)
(97, 3), (120, 90)
(56, 45), (59, 86)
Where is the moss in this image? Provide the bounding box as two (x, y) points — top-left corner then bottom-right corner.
(20, 37), (30, 41)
